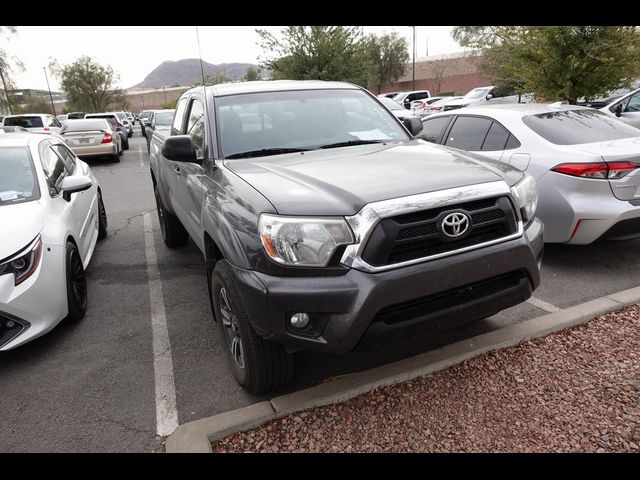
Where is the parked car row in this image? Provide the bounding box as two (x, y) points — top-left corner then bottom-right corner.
(4, 79), (640, 398)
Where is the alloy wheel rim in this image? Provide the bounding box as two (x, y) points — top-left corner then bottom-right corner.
(219, 287), (245, 369)
(70, 250), (86, 306)
(99, 196), (107, 227)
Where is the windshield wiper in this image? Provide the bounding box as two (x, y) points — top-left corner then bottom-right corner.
(318, 140), (386, 149)
(226, 148), (309, 159)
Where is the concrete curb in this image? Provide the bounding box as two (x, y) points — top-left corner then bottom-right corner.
(165, 285), (640, 453)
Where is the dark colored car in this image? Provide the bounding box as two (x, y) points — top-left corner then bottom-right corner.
(149, 80), (543, 394)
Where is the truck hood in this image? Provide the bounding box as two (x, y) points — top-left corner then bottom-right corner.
(226, 141), (511, 216)
(0, 201), (43, 262)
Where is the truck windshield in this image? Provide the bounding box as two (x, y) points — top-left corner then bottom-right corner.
(216, 89), (410, 158)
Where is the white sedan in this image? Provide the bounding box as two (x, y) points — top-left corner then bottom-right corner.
(419, 103), (640, 244)
(0, 133), (107, 350)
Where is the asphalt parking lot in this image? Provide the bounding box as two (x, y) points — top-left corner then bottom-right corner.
(2, 128), (640, 452)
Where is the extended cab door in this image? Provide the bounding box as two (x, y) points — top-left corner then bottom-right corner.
(158, 97), (188, 222)
(174, 96), (207, 250)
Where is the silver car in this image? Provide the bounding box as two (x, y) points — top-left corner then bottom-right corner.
(419, 103), (640, 244)
(60, 118), (123, 162)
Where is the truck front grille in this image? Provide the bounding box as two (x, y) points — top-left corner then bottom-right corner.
(361, 196), (518, 267)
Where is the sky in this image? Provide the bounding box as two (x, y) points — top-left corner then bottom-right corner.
(3, 26), (466, 91)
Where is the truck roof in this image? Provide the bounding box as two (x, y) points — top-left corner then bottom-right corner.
(186, 80), (361, 97)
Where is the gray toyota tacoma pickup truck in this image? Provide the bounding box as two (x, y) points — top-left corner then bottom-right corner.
(149, 80), (543, 394)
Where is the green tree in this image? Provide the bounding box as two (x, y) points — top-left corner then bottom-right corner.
(194, 72), (230, 87)
(365, 32), (409, 94)
(162, 99), (178, 109)
(256, 26), (370, 86)
(50, 55), (121, 112)
(453, 26), (640, 104)
(14, 95), (54, 115)
(108, 89), (130, 111)
(1, 26), (24, 115)
(244, 66), (260, 81)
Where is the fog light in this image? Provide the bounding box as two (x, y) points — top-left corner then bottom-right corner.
(290, 312), (310, 329)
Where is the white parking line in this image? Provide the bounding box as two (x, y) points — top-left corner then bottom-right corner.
(527, 296), (560, 313)
(137, 144), (145, 167)
(143, 212), (179, 436)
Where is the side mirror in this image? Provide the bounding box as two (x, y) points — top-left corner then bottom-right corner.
(403, 116), (423, 136)
(162, 135), (198, 163)
(486, 93), (494, 100)
(61, 175), (92, 202)
(614, 103), (623, 117)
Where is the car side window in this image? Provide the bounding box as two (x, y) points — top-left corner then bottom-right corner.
(41, 146), (68, 196)
(52, 144), (77, 174)
(625, 91), (640, 112)
(482, 121), (514, 151)
(186, 99), (206, 158)
(445, 116), (493, 150)
(417, 116), (452, 143)
(415, 92), (429, 101)
(171, 98), (188, 135)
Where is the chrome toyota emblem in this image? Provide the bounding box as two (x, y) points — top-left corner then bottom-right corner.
(440, 212), (470, 238)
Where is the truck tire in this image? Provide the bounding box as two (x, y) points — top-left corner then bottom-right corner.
(212, 260), (294, 394)
(154, 185), (188, 247)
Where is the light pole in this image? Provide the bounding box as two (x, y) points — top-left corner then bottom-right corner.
(43, 66), (56, 116)
(408, 26), (416, 90)
(162, 86), (167, 104)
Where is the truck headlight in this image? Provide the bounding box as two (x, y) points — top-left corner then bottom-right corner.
(0, 236), (43, 286)
(258, 214), (354, 267)
(512, 174), (538, 224)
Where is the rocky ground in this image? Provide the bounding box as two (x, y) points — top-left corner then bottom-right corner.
(213, 305), (640, 453)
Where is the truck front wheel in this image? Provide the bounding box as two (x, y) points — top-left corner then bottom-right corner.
(212, 260), (294, 394)
(154, 186), (188, 247)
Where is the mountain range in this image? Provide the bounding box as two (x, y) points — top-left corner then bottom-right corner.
(130, 59), (263, 89)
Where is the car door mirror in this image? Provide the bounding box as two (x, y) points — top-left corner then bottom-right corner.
(614, 103), (623, 117)
(486, 93), (494, 100)
(61, 175), (92, 202)
(403, 116), (423, 136)
(162, 135), (198, 163)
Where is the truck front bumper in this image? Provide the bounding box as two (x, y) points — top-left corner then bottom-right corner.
(230, 218), (543, 354)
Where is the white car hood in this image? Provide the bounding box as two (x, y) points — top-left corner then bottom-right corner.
(0, 201), (44, 261)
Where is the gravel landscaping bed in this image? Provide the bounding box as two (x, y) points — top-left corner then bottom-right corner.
(213, 305), (640, 453)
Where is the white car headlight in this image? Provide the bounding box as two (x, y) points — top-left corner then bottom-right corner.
(512, 174), (538, 223)
(258, 214), (354, 267)
(0, 236), (43, 286)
